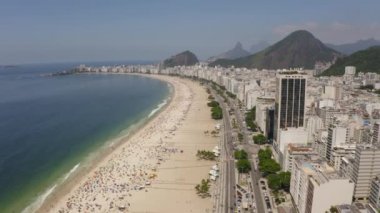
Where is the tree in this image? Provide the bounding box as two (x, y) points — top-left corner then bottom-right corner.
(238, 132), (243, 142)
(195, 179), (211, 198)
(267, 174), (282, 191)
(196, 150), (216, 160)
(253, 134), (267, 145)
(267, 172), (291, 192)
(207, 101), (219, 107)
(258, 148), (272, 161)
(259, 159), (281, 176)
(329, 206), (338, 213)
(279, 172), (291, 192)
(211, 106), (223, 119)
(245, 107), (257, 131)
(236, 159), (251, 173)
(234, 150), (248, 160)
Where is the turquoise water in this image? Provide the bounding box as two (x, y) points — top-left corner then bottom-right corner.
(0, 63), (169, 212)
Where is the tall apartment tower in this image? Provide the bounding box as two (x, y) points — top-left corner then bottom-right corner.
(372, 122), (380, 145)
(273, 72), (307, 161)
(352, 144), (380, 200)
(275, 72), (307, 131)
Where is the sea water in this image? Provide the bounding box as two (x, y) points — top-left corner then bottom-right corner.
(0, 63), (169, 212)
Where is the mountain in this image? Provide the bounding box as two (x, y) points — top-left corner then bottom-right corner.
(210, 30), (342, 70)
(162, 50), (199, 68)
(208, 42), (251, 62)
(249, 41), (271, 54)
(321, 46), (380, 76)
(326, 38), (380, 55)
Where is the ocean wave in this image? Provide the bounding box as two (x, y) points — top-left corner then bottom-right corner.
(22, 163), (80, 213)
(148, 99), (168, 118)
(22, 184), (57, 213)
(63, 163), (80, 182)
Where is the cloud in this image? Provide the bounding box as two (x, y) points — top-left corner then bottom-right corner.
(273, 21), (380, 44)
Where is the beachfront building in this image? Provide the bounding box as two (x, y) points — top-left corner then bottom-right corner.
(273, 72), (308, 165)
(290, 155), (354, 213)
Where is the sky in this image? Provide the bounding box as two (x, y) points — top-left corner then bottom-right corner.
(0, 0), (379, 64)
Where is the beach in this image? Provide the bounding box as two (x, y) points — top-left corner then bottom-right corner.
(37, 75), (218, 213)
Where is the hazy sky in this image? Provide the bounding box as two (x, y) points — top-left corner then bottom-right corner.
(1, 0), (379, 64)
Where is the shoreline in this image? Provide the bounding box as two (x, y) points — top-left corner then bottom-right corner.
(36, 74), (216, 212)
(30, 74), (174, 213)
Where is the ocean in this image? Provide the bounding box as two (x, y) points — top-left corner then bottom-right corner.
(0, 62), (169, 212)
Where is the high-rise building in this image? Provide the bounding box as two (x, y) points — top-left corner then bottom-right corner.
(372, 122), (380, 145)
(352, 144), (380, 200)
(326, 124), (349, 162)
(274, 72), (307, 132)
(273, 72), (307, 162)
(265, 106), (275, 142)
(343, 66), (356, 82)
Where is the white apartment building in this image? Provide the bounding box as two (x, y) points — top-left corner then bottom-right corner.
(352, 145), (380, 200)
(283, 144), (317, 172)
(369, 175), (380, 211)
(290, 156), (354, 213)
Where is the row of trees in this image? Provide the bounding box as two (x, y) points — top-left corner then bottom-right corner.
(226, 91), (237, 99)
(245, 107), (258, 131)
(234, 149), (251, 173)
(207, 101), (223, 120)
(210, 82), (228, 103)
(258, 148), (291, 192)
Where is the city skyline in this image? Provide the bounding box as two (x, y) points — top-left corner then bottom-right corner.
(1, 0), (380, 64)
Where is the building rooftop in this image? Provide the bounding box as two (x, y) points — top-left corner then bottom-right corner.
(288, 144), (314, 153)
(295, 155), (346, 185)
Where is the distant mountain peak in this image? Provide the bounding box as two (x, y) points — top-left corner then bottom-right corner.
(210, 30), (342, 69)
(207, 42), (250, 62)
(234, 42), (243, 49)
(162, 50), (199, 68)
(288, 30), (315, 38)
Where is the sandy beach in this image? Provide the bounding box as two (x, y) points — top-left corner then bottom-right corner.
(37, 75), (218, 213)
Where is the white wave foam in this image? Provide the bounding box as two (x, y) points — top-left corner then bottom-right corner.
(22, 163), (80, 213)
(63, 163), (80, 182)
(148, 99), (167, 118)
(22, 184), (57, 213)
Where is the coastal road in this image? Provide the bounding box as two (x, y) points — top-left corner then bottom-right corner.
(228, 99), (266, 213)
(211, 87), (236, 213)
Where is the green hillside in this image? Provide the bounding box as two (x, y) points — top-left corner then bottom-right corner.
(321, 46), (380, 76)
